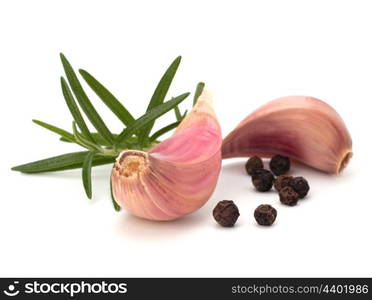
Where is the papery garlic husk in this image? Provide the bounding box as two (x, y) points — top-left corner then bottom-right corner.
(112, 90), (222, 221)
(222, 96), (352, 174)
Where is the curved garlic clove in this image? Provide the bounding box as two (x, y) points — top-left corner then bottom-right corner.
(222, 96), (352, 174)
(112, 89), (222, 220)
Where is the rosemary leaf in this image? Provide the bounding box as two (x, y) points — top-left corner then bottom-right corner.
(182, 109), (188, 118)
(79, 69), (135, 127)
(115, 92), (189, 145)
(60, 53), (114, 144)
(33, 119), (75, 142)
(82, 151), (95, 199)
(174, 106), (182, 121)
(61, 77), (94, 142)
(72, 121), (102, 152)
(61, 133), (118, 146)
(110, 176), (121, 211)
(193, 82), (205, 106)
(139, 56), (182, 145)
(149, 121), (180, 142)
(60, 137), (72, 142)
(11, 152), (115, 174)
(60, 135), (145, 151)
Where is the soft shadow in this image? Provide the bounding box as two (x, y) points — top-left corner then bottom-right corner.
(212, 222), (242, 230)
(254, 222), (277, 229)
(115, 210), (207, 241)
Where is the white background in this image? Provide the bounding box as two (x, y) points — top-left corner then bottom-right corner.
(1, 0), (371, 277)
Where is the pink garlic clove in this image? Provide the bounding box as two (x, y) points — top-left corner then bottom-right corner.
(222, 96), (352, 174)
(111, 89), (222, 221)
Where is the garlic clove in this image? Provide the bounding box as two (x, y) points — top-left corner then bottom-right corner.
(222, 96), (352, 174)
(111, 89), (222, 220)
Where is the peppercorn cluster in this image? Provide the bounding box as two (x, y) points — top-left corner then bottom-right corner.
(212, 154), (311, 228)
(246, 155), (310, 206)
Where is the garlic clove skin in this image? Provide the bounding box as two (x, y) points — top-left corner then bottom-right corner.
(222, 96), (352, 174)
(112, 89), (222, 221)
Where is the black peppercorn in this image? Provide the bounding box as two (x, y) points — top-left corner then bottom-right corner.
(254, 204), (277, 226)
(274, 175), (293, 192)
(289, 176), (310, 198)
(245, 156), (264, 176)
(279, 186), (299, 206)
(251, 168), (266, 177)
(213, 200), (240, 227)
(269, 154), (291, 176)
(251, 169), (274, 192)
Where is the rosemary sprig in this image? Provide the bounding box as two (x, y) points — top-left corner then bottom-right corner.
(12, 53), (204, 207)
